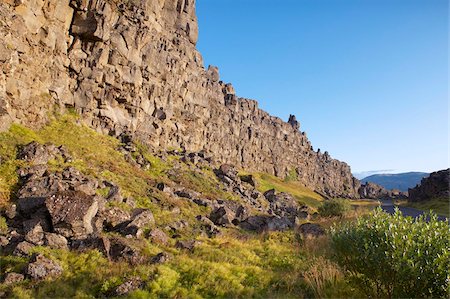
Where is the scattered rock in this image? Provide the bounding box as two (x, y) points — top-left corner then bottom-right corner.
(115, 277), (144, 296)
(150, 252), (170, 264)
(120, 209), (155, 237)
(175, 240), (198, 251)
(148, 229), (169, 246)
(216, 164), (238, 181)
(71, 235), (111, 258)
(44, 233), (68, 250)
(13, 241), (34, 257)
(240, 175), (257, 187)
(109, 238), (144, 265)
(101, 207), (131, 230)
(23, 221), (44, 246)
(25, 254), (63, 280)
(298, 223), (325, 238)
(45, 191), (99, 238)
(3, 272), (25, 285)
(209, 206), (235, 226)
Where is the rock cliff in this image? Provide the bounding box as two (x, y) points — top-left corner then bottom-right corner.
(0, 0), (360, 198)
(408, 169), (450, 202)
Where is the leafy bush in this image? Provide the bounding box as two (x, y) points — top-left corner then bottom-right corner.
(330, 208), (449, 298)
(318, 199), (350, 217)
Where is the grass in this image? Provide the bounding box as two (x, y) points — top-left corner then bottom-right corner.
(0, 230), (359, 298)
(398, 198), (449, 217)
(252, 173), (323, 208)
(0, 113), (366, 298)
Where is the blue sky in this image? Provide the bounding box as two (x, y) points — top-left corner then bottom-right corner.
(196, 0), (449, 175)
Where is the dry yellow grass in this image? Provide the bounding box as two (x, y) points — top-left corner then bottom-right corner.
(303, 256), (343, 298)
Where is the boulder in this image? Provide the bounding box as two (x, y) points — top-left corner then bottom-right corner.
(71, 235), (111, 258)
(3, 272), (25, 285)
(101, 207), (131, 230)
(240, 175), (257, 187)
(174, 189), (198, 199)
(120, 209), (155, 237)
(25, 254), (63, 280)
(239, 216), (269, 232)
(16, 197), (46, 217)
(150, 252), (171, 264)
(209, 206), (235, 226)
(216, 164), (238, 180)
(266, 217), (294, 231)
(44, 233), (68, 250)
(13, 241), (34, 257)
(45, 191), (99, 238)
(298, 223), (325, 238)
(175, 240), (198, 251)
(114, 277), (143, 296)
(109, 238), (144, 265)
(23, 220), (44, 246)
(196, 215), (220, 237)
(148, 229), (169, 246)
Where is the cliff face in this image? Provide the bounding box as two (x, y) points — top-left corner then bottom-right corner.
(408, 169), (450, 202)
(0, 0), (360, 198)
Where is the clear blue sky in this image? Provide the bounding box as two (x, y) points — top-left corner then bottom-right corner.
(196, 0), (449, 175)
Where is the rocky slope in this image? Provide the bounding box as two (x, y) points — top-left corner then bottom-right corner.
(408, 169), (450, 202)
(0, 0), (359, 198)
(0, 117), (329, 297)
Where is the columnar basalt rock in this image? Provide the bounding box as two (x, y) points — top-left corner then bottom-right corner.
(0, 0), (360, 198)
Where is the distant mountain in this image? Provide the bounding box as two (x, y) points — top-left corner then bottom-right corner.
(361, 172), (429, 192)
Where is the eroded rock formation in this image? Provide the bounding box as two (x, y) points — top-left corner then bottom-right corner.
(0, 0), (359, 197)
(408, 169), (450, 202)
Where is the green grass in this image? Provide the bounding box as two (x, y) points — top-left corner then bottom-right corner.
(400, 198), (449, 217)
(0, 230), (360, 298)
(0, 113), (364, 298)
(252, 173), (323, 209)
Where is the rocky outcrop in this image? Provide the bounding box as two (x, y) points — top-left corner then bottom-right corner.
(0, 0), (359, 198)
(358, 182), (391, 199)
(408, 169), (450, 202)
(358, 182), (408, 200)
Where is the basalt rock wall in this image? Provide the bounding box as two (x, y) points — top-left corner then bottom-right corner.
(0, 0), (360, 198)
(408, 169), (450, 202)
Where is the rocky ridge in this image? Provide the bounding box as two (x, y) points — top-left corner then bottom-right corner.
(408, 169), (450, 202)
(0, 0), (359, 198)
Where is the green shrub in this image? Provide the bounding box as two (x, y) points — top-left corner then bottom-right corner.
(318, 199), (350, 217)
(330, 208), (449, 298)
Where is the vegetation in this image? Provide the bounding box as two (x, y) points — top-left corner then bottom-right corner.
(253, 173), (323, 208)
(331, 208), (450, 298)
(318, 199), (351, 217)
(0, 114), (447, 298)
(398, 198), (449, 217)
